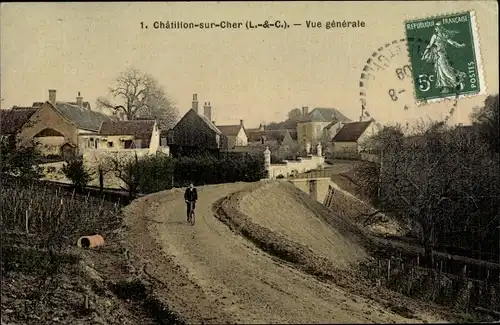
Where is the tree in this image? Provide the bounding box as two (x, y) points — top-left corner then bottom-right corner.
(470, 94), (499, 154)
(111, 153), (142, 199)
(266, 108), (303, 130)
(361, 120), (500, 265)
(0, 134), (43, 181)
(97, 67), (179, 129)
(287, 108), (302, 121)
(61, 157), (92, 192)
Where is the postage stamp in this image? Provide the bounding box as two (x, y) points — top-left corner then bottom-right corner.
(358, 37), (460, 128)
(404, 10), (486, 103)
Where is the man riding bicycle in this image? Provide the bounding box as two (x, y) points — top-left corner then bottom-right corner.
(184, 183), (198, 221)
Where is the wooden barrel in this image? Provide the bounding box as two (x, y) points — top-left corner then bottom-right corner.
(77, 234), (105, 248)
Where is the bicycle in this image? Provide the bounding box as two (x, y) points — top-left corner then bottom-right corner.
(187, 201), (195, 226)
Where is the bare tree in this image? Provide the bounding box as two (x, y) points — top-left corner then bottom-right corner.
(110, 153), (142, 199)
(364, 120), (500, 265)
(97, 67), (179, 129)
(470, 94), (499, 154)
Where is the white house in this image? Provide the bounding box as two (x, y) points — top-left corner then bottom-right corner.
(331, 120), (376, 153)
(216, 120), (248, 149)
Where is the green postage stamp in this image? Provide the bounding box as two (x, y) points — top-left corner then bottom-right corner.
(405, 11), (486, 103)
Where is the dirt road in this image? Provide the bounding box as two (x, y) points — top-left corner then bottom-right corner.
(123, 182), (447, 324)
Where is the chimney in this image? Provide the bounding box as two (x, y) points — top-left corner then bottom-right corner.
(76, 92), (83, 108)
(48, 89), (56, 105)
(302, 106), (309, 116)
(240, 119), (244, 127)
(203, 101), (212, 121)
(192, 93), (199, 113)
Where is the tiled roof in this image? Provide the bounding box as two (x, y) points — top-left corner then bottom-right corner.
(99, 120), (155, 139)
(332, 121), (372, 142)
(49, 102), (112, 132)
(216, 124), (243, 137)
(33, 101), (92, 110)
(300, 107), (351, 123)
(0, 108), (38, 135)
(197, 112), (223, 135)
(247, 129), (296, 142)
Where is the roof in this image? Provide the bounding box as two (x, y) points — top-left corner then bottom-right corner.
(299, 107), (351, 123)
(197, 111), (223, 135)
(0, 108), (38, 135)
(332, 121), (372, 142)
(33, 101), (92, 110)
(216, 124), (245, 137)
(49, 101), (112, 131)
(99, 120), (156, 138)
(247, 128), (296, 142)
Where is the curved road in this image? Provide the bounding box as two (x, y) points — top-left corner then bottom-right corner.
(130, 183), (443, 324)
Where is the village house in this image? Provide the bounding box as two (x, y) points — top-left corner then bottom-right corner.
(0, 107), (38, 139)
(82, 119), (160, 151)
(331, 120), (376, 155)
(216, 120), (248, 149)
(246, 124), (297, 150)
(14, 89), (113, 158)
(296, 106), (351, 152)
(166, 94), (227, 157)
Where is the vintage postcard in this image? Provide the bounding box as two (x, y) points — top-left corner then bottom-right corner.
(1, 2), (499, 325)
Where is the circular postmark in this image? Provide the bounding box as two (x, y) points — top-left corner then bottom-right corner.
(359, 37), (460, 129)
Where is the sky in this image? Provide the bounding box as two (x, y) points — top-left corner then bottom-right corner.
(1, 1), (498, 128)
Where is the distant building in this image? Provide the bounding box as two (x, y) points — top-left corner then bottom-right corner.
(331, 120), (376, 154)
(216, 119), (248, 148)
(296, 106), (351, 151)
(0, 107), (38, 138)
(15, 89), (112, 157)
(247, 125), (297, 147)
(166, 94), (227, 157)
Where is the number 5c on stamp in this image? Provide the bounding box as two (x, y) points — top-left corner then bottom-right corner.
(405, 10), (486, 103)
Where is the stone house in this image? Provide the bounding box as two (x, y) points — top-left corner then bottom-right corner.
(331, 120), (376, 154)
(247, 125), (297, 147)
(0, 107), (38, 139)
(216, 120), (248, 149)
(166, 94), (227, 157)
(81, 119), (160, 151)
(296, 106), (351, 152)
(16, 89), (112, 157)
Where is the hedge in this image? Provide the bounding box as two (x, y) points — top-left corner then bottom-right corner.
(135, 152), (266, 194)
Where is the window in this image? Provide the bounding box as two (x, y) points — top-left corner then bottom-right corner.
(124, 140), (133, 148)
(316, 125), (322, 135)
(107, 141), (113, 148)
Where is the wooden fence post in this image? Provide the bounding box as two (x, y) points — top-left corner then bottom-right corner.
(387, 257), (391, 283)
(25, 210), (29, 234)
(439, 260), (443, 290)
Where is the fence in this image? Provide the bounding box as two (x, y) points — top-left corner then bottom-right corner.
(363, 251), (500, 316)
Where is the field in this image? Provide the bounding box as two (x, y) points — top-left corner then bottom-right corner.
(0, 177), (177, 325)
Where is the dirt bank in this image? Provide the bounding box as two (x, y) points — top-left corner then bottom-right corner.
(121, 181), (452, 323)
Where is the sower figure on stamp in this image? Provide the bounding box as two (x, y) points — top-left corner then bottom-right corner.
(421, 21), (467, 94)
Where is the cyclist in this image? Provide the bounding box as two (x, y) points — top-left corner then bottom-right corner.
(184, 183), (198, 221)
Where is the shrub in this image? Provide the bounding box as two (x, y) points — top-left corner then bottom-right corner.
(112, 152), (267, 194)
(62, 157), (92, 191)
(0, 134), (43, 180)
